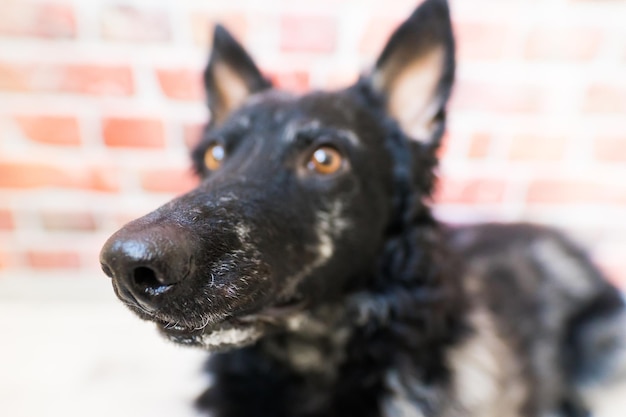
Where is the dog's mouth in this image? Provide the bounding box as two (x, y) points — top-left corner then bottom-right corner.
(154, 297), (307, 351)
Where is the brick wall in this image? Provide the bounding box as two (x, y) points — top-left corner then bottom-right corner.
(0, 0), (624, 286)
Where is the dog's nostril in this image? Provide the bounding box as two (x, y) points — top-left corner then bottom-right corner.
(133, 266), (160, 288)
(132, 266), (173, 296)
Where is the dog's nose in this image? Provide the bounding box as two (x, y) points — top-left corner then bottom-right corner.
(100, 224), (192, 310)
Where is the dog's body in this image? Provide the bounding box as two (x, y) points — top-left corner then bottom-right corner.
(194, 223), (625, 417)
(100, 1), (626, 416)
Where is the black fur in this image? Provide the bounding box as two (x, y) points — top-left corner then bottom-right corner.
(100, 1), (626, 416)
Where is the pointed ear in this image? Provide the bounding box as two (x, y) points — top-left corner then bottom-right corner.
(204, 25), (271, 126)
(370, 0), (455, 147)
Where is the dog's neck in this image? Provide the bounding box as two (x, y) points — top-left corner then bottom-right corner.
(260, 218), (467, 378)
(259, 305), (353, 379)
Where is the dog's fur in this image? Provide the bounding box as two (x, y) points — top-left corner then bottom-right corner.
(100, 1), (626, 416)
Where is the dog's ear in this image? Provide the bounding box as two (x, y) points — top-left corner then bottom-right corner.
(204, 25), (271, 126)
(369, 0), (455, 147)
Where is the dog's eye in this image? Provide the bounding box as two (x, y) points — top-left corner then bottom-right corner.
(204, 143), (225, 171)
(307, 146), (343, 175)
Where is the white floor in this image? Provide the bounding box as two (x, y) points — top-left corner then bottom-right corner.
(3, 274), (625, 417)
(0, 275), (208, 417)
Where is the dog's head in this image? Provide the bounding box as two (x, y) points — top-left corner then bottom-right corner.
(100, 0), (455, 350)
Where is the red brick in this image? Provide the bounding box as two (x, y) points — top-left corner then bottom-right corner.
(103, 118), (165, 148)
(0, 161), (119, 192)
(268, 71), (310, 93)
(594, 136), (626, 163)
(0, 163), (66, 189)
(280, 15), (337, 53)
(508, 134), (567, 161)
(15, 115), (81, 146)
(454, 22), (508, 60)
(0, 1), (76, 39)
(0, 63), (27, 91)
(26, 250), (81, 269)
(191, 13), (248, 47)
(140, 168), (199, 194)
(183, 123), (204, 149)
(525, 27), (601, 61)
(584, 84), (626, 113)
(101, 5), (170, 42)
(90, 167), (122, 192)
(526, 180), (591, 204)
(359, 18), (401, 56)
(0, 209), (14, 231)
(156, 69), (203, 101)
(0, 62), (134, 96)
(435, 178), (507, 204)
(451, 80), (543, 113)
(467, 133), (492, 159)
(61, 65), (134, 96)
(526, 180), (626, 204)
(0, 252), (8, 270)
(0, 250), (16, 270)
(41, 211), (97, 232)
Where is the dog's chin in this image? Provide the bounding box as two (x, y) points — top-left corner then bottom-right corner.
(157, 319), (265, 352)
(154, 299), (307, 351)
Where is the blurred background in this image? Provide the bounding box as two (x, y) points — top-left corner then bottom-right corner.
(0, 0), (624, 416)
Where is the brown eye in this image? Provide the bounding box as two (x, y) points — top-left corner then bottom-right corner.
(307, 146), (343, 175)
(204, 143), (225, 171)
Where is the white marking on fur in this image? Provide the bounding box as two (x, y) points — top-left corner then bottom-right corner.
(318, 200), (351, 236)
(284, 308), (344, 337)
(531, 239), (594, 298)
(446, 307), (527, 417)
(381, 370), (429, 417)
(218, 194), (237, 203)
(237, 115), (251, 128)
(285, 313), (309, 332)
(312, 200), (349, 264)
(235, 223), (251, 243)
(199, 326), (262, 349)
(285, 340), (325, 371)
(281, 200), (350, 296)
(282, 120), (321, 143)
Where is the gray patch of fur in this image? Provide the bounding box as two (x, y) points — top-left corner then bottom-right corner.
(531, 239), (594, 299)
(262, 305), (352, 378)
(382, 369), (440, 417)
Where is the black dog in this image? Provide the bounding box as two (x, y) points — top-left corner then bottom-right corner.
(100, 0), (626, 416)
